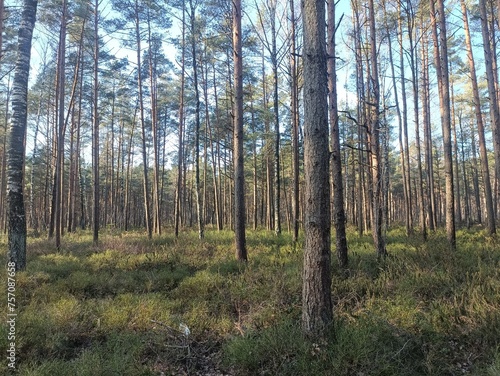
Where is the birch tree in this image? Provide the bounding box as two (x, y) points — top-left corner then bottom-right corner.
(7, 0), (38, 270)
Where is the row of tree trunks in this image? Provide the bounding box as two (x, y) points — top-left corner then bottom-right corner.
(7, 0), (500, 265)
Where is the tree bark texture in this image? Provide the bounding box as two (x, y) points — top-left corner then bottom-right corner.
(7, 0), (38, 270)
(327, 0), (348, 268)
(233, 0), (247, 261)
(302, 0), (333, 337)
(430, 0), (456, 250)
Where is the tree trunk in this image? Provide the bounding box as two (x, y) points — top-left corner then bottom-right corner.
(398, 2), (413, 235)
(175, 6), (186, 238)
(147, 14), (161, 236)
(407, 11), (427, 240)
(92, 0), (100, 246)
(384, 0), (407, 235)
(327, 0), (348, 268)
(290, 0), (300, 242)
(301, 0), (333, 337)
(7, 0), (38, 270)
(450, 79), (462, 225)
(134, 0), (152, 239)
(189, 0), (204, 240)
(271, 3), (281, 236)
(53, 0), (67, 251)
(233, 0), (247, 261)
(421, 27), (436, 231)
(0, 0), (4, 62)
(368, 0), (386, 259)
(430, 0), (456, 250)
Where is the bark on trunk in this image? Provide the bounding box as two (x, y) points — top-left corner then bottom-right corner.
(7, 0), (38, 271)
(233, 0), (247, 261)
(302, 0), (333, 337)
(327, 0), (348, 268)
(430, 0), (456, 250)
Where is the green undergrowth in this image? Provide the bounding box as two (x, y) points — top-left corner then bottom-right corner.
(0, 227), (499, 375)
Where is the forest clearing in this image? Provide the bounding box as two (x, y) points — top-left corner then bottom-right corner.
(1, 227), (500, 375)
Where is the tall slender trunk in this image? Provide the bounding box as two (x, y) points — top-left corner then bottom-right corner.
(250, 87), (258, 230)
(450, 77), (462, 225)
(147, 14), (161, 236)
(421, 26), (436, 231)
(189, 0), (204, 239)
(74, 55), (84, 232)
(368, 0), (386, 259)
(67, 21), (85, 233)
(134, 0), (152, 239)
(458, 113), (472, 228)
(352, 0), (364, 237)
(92, 0), (100, 245)
(270, 3), (281, 236)
(175, 7), (186, 238)
(407, 12), (427, 240)
(54, 0), (67, 251)
(398, 2), (412, 235)
(469, 120), (482, 223)
(212, 65), (223, 230)
(430, 0), (456, 250)
(327, 0), (348, 268)
(0, 0), (4, 62)
(233, 0), (247, 261)
(290, 0), (299, 242)
(384, 0), (407, 235)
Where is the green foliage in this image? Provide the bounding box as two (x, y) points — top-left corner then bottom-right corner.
(0, 228), (499, 375)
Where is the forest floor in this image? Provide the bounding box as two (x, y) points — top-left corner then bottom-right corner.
(1, 226), (500, 375)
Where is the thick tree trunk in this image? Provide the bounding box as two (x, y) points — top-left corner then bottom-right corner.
(302, 0), (333, 337)
(7, 0), (38, 270)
